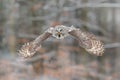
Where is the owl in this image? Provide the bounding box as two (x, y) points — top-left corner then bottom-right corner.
(18, 25), (104, 58)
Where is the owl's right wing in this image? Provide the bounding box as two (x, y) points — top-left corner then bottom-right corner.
(69, 28), (104, 56)
(18, 28), (52, 58)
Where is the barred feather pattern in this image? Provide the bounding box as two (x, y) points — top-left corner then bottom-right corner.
(85, 39), (104, 56)
(18, 42), (39, 58)
(18, 32), (52, 58)
(18, 26), (104, 57)
(69, 29), (104, 56)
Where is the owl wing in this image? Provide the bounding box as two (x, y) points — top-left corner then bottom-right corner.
(69, 29), (104, 56)
(18, 29), (52, 58)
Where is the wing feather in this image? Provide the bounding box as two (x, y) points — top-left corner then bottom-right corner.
(18, 31), (52, 58)
(69, 29), (104, 56)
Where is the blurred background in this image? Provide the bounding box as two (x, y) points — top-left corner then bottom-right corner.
(0, 0), (120, 80)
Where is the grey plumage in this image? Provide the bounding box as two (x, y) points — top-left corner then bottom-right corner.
(18, 32), (52, 58)
(69, 29), (104, 56)
(18, 25), (104, 58)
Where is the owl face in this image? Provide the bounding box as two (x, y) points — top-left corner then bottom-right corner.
(52, 25), (69, 39)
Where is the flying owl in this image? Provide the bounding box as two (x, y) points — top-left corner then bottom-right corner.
(18, 25), (104, 58)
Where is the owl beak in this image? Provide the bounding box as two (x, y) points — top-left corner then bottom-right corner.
(58, 34), (61, 38)
(57, 32), (62, 38)
(56, 32), (62, 38)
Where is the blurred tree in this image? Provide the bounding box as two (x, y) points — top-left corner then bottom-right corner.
(2, 0), (19, 54)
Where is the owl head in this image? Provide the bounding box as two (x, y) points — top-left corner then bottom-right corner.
(52, 25), (69, 39)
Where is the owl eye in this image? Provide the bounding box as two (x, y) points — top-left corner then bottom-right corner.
(56, 29), (59, 32)
(60, 29), (63, 32)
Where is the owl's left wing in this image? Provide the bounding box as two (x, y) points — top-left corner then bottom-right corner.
(69, 28), (104, 56)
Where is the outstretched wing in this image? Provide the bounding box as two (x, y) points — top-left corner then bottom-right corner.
(18, 29), (52, 58)
(69, 29), (104, 56)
